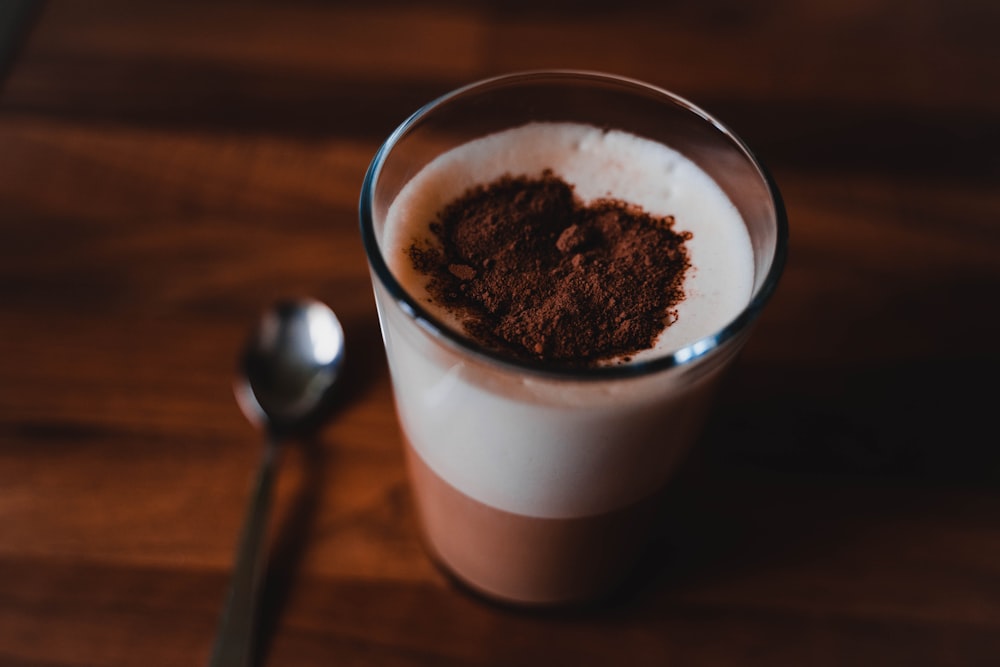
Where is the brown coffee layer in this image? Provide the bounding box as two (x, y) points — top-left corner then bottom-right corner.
(404, 438), (661, 606)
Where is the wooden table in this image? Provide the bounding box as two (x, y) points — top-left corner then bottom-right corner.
(1, 1), (998, 665)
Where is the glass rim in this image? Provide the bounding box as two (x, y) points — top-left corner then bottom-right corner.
(359, 69), (788, 381)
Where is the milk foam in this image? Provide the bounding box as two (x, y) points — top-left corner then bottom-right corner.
(383, 122), (754, 361)
(377, 122), (755, 519)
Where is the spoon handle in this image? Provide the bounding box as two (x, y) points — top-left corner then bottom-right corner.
(208, 436), (279, 667)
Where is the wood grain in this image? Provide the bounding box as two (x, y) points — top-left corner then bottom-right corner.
(1, 1), (998, 665)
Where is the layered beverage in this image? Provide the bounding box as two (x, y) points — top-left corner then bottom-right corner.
(360, 72), (786, 606)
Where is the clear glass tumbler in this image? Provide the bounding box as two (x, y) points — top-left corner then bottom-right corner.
(359, 70), (787, 606)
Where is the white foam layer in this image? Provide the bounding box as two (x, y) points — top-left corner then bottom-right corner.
(383, 122), (754, 360)
(377, 122), (754, 518)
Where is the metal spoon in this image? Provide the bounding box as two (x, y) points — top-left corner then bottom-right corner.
(209, 298), (345, 667)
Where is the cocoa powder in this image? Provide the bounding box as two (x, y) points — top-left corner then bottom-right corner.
(407, 170), (691, 367)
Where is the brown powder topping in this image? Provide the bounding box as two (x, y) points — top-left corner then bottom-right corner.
(407, 170), (692, 367)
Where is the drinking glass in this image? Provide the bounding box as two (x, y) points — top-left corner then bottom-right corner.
(359, 70), (787, 606)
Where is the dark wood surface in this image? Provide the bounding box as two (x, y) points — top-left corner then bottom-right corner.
(1, 1), (999, 665)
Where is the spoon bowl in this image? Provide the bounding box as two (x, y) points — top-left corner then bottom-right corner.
(210, 297), (345, 667)
(235, 299), (346, 433)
